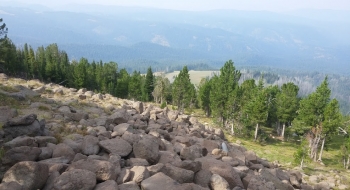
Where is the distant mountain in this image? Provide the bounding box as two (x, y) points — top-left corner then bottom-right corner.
(1, 5), (349, 74)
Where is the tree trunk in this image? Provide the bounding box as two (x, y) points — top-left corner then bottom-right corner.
(312, 134), (321, 161)
(300, 157), (304, 169)
(281, 123), (286, 139)
(346, 155), (350, 169)
(254, 123), (259, 141)
(231, 122), (234, 135)
(317, 137), (325, 162)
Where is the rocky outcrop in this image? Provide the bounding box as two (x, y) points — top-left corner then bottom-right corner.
(0, 79), (325, 190)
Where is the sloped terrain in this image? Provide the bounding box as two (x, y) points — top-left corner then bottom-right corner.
(0, 74), (345, 189)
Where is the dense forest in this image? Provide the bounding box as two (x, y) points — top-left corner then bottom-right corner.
(1, 18), (350, 168)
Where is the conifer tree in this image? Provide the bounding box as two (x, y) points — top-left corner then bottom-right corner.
(210, 60), (241, 127)
(198, 77), (211, 117)
(276, 82), (299, 138)
(129, 71), (143, 100)
(143, 67), (154, 102)
(172, 66), (195, 112)
(116, 68), (129, 98)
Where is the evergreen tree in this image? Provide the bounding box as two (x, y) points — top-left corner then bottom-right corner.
(129, 71), (143, 100)
(172, 66), (195, 112)
(0, 18), (8, 38)
(293, 77), (331, 161)
(35, 46), (46, 80)
(0, 38), (17, 74)
(72, 58), (88, 88)
(116, 68), (129, 98)
(210, 60), (241, 127)
(143, 67), (154, 102)
(276, 82), (299, 138)
(197, 77), (211, 117)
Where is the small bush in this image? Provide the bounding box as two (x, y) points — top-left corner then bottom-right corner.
(160, 102), (167, 109)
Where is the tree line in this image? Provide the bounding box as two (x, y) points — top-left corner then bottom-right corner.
(1, 18), (349, 168)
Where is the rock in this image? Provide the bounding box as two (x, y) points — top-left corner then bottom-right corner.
(189, 117), (198, 125)
(172, 160), (202, 173)
(201, 140), (220, 153)
(2, 146), (41, 165)
(222, 156), (240, 167)
(68, 159), (117, 181)
(113, 123), (133, 136)
(39, 157), (71, 165)
(52, 143), (75, 161)
(39, 147), (53, 160)
(53, 169), (96, 190)
(64, 112), (89, 122)
(210, 174), (230, 190)
(0, 181), (23, 190)
(3, 114), (37, 127)
(314, 182), (330, 190)
(2, 161), (49, 190)
(180, 144), (203, 160)
(247, 175), (275, 190)
(85, 91), (94, 97)
(0, 106), (17, 124)
(130, 166), (150, 184)
(133, 135), (160, 164)
(167, 110), (179, 121)
(244, 150), (258, 164)
(35, 136), (58, 147)
(127, 158), (150, 167)
(109, 111), (130, 124)
(92, 93), (103, 100)
(43, 171), (60, 190)
(117, 168), (132, 184)
(158, 151), (182, 164)
(3, 119), (43, 138)
(3, 136), (37, 150)
(141, 172), (181, 190)
(99, 138), (132, 157)
(118, 181), (141, 190)
(194, 169), (212, 188)
(260, 168), (294, 190)
(195, 157), (243, 189)
(82, 135), (100, 155)
(122, 131), (141, 145)
(147, 163), (165, 176)
(160, 163), (194, 184)
(94, 180), (118, 190)
(133, 101), (144, 114)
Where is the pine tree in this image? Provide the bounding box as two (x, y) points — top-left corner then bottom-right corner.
(143, 67), (154, 102)
(0, 18), (7, 38)
(116, 68), (129, 98)
(198, 77), (211, 117)
(172, 66), (195, 112)
(129, 71), (143, 100)
(210, 60), (241, 127)
(276, 82), (299, 138)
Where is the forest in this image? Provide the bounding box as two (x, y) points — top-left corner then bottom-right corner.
(0, 19), (350, 169)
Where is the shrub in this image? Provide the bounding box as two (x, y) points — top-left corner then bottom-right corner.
(160, 102), (167, 109)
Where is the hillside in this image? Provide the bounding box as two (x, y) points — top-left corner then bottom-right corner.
(1, 5), (350, 74)
(0, 74), (349, 189)
(0, 74), (347, 190)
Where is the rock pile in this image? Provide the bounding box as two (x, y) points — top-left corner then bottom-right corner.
(0, 79), (326, 190)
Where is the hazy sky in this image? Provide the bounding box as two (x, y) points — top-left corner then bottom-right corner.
(5, 0), (350, 11)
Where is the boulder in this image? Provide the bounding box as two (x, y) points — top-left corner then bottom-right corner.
(118, 181), (141, 190)
(109, 111), (130, 124)
(0, 181), (23, 190)
(141, 172), (181, 190)
(126, 158), (150, 167)
(180, 144), (203, 160)
(160, 163), (194, 184)
(2, 146), (41, 165)
(53, 169), (96, 190)
(210, 174), (230, 190)
(113, 123), (133, 136)
(43, 171), (60, 190)
(133, 101), (144, 114)
(3, 114), (37, 127)
(82, 135), (100, 155)
(244, 150), (258, 164)
(122, 131), (141, 145)
(68, 159), (117, 181)
(133, 135), (160, 164)
(130, 166), (150, 184)
(195, 157), (243, 189)
(260, 168), (294, 190)
(94, 180), (118, 190)
(39, 147), (53, 160)
(52, 143), (75, 161)
(35, 136), (58, 147)
(2, 161), (49, 190)
(3, 136), (37, 150)
(3, 119), (43, 138)
(172, 160), (202, 173)
(158, 151), (182, 164)
(194, 169), (212, 188)
(99, 138), (132, 157)
(147, 163), (165, 176)
(117, 168), (132, 184)
(247, 175), (275, 190)
(167, 110), (179, 121)
(0, 106), (17, 124)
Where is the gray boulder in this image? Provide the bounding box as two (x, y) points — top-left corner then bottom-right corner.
(210, 174), (230, 190)
(99, 138), (132, 157)
(2, 161), (49, 190)
(3, 115), (43, 138)
(53, 169), (96, 190)
(35, 136), (58, 147)
(141, 172), (181, 190)
(94, 180), (118, 190)
(3, 136), (37, 150)
(180, 144), (203, 160)
(130, 166), (150, 184)
(2, 146), (41, 165)
(160, 163), (194, 184)
(68, 159), (117, 181)
(118, 181), (140, 190)
(52, 143), (75, 161)
(133, 135), (160, 164)
(0, 181), (23, 190)
(82, 135), (100, 155)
